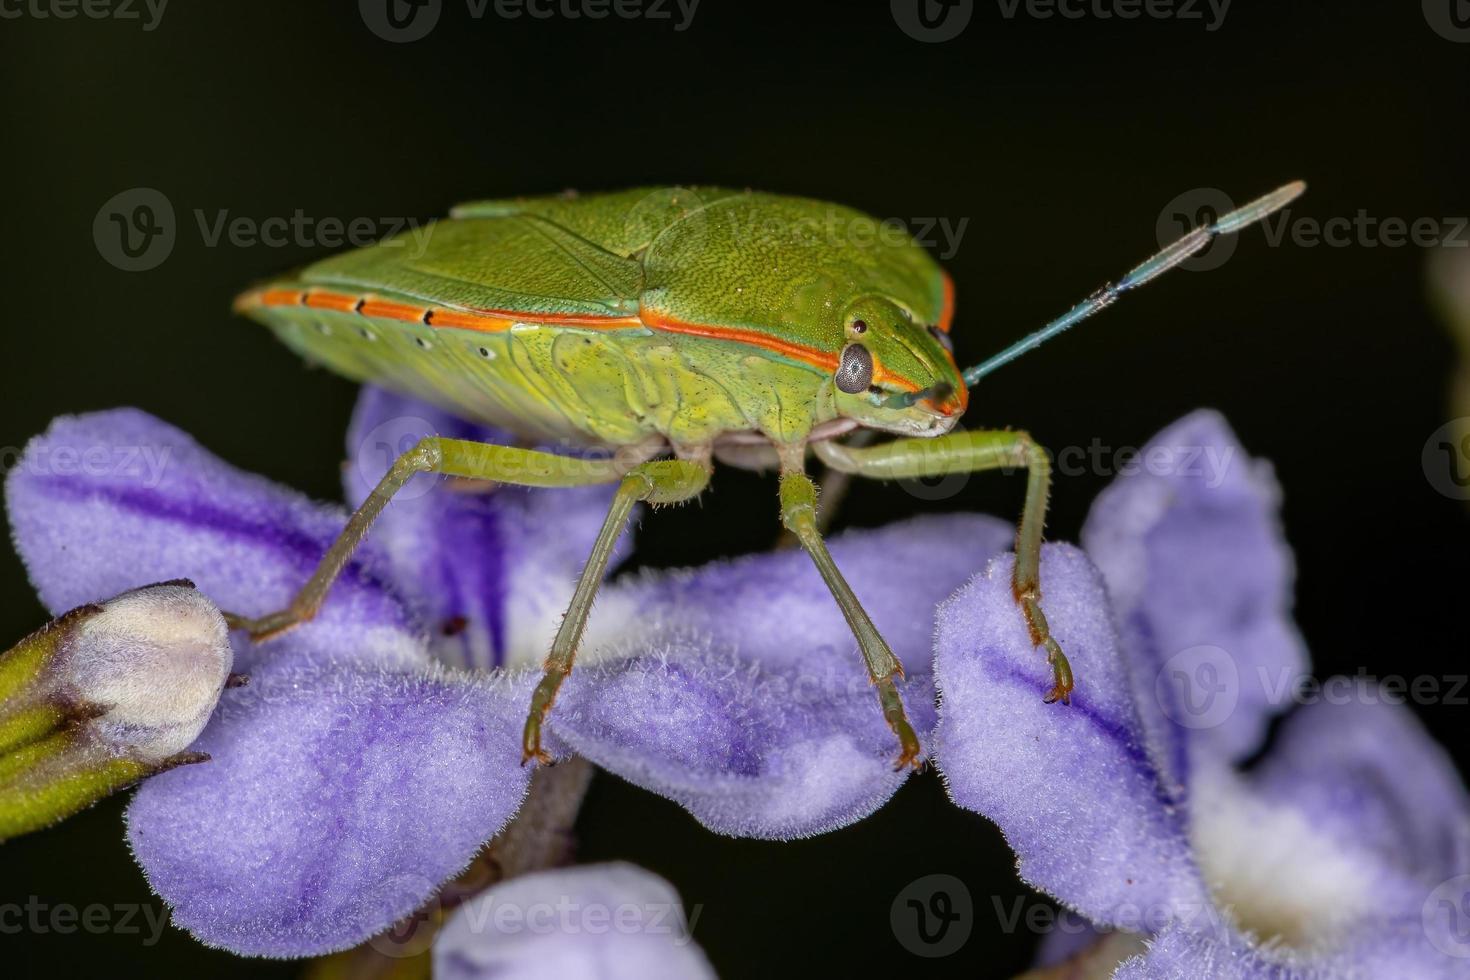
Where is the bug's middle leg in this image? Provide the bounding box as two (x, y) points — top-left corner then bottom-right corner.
(813, 429), (1075, 704)
(522, 457), (711, 765)
(778, 467), (923, 769)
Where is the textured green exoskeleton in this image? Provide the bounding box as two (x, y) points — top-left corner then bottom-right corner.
(233, 183), (1305, 767)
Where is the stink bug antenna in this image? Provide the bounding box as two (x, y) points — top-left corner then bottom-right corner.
(960, 180), (1306, 387)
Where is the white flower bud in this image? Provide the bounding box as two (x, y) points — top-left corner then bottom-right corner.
(62, 582), (233, 761)
(0, 582), (234, 842)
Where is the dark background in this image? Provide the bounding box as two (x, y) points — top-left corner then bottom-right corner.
(2, 1), (1467, 976)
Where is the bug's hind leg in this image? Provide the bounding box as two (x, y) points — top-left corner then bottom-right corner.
(224, 438), (649, 640)
(778, 469), (923, 769)
(812, 429), (1074, 704)
(521, 458), (711, 765)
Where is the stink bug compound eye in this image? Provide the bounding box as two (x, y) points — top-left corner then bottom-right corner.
(229, 182), (1305, 769)
(836, 343), (874, 393)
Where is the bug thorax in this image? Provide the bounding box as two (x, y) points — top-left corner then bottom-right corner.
(828, 295), (967, 437)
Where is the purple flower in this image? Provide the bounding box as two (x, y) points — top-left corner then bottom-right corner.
(434, 862), (714, 980)
(933, 412), (1470, 977)
(4, 386), (1009, 957)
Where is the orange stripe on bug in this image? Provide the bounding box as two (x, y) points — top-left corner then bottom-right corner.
(937, 269), (956, 334)
(236, 287), (644, 333)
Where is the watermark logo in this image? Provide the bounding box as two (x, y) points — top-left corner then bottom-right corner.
(360, 0), (443, 43)
(1156, 187), (1237, 272)
(1424, 418), (1470, 500)
(1158, 188), (1470, 270)
(891, 874), (973, 957)
(1156, 645), (1239, 730)
(1424, 874), (1470, 958)
(366, 874), (443, 957)
(355, 416), (444, 502)
(891, 0), (974, 42)
(363, 0), (698, 41)
(94, 187), (175, 272)
(92, 188), (435, 271)
(1424, 0), (1470, 42)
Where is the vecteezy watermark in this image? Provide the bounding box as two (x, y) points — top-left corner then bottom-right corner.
(1156, 649), (1470, 732)
(360, 0), (698, 43)
(352, 417), (665, 508)
(449, 892), (703, 943)
(892, 0), (1226, 39)
(1156, 187), (1239, 272)
(1158, 187), (1470, 273)
(991, 894), (1232, 936)
(1281, 671), (1470, 708)
(897, 429), (1241, 502)
(1424, 418), (1470, 500)
(93, 188), (434, 272)
(93, 187), (176, 273)
(1156, 645), (1240, 730)
(0, 897), (170, 945)
(1424, 0), (1470, 43)
(0, 0), (167, 30)
(0, 442), (174, 489)
(994, 0), (1231, 32)
(891, 874), (973, 957)
(733, 210), (971, 261)
(891, 0), (974, 42)
(1424, 875), (1470, 958)
(653, 194), (970, 262)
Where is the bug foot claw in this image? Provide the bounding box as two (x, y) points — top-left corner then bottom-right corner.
(520, 712), (555, 768)
(890, 715), (925, 772)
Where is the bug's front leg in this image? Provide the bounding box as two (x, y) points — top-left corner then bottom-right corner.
(778, 467), (923, 769)
(813, 429), (1074, 705)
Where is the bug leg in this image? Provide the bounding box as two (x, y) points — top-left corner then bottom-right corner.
(521, 459), (711, 765)
(224, 438), (648, 641)
(812, 429), (1074, 704)
(778, 468), (923, 770)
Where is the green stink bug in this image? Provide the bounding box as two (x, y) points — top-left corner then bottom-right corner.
(230, 182), (1304, 767)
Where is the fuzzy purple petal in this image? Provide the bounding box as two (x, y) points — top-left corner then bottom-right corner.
(342, 387), (632, 671)
(434, 863), (715, 980)
(933, 545), (1209, 929)
(1114, 917), (1470, 980)
(549, 514), (1013, 839)
(1250, 688), (1470, 883)
(127, 653), (532, 958)
(5, 409), (422, 673)
(1110, 924), (1285, 980)
(1082, 410), (1309, 770)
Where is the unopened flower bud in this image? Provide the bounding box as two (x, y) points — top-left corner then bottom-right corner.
(0, 581), (233, 842)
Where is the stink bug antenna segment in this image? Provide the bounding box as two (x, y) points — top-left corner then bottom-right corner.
(960, 180), (1306, 386)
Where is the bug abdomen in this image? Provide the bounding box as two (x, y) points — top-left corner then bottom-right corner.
(237, 287), (779, 447)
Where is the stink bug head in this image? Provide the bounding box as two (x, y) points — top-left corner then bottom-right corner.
(830, 294), (967, 437)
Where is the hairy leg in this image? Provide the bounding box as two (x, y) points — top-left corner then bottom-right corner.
(778, 468), (923, 769)
(813, 429), (1074, 703)
(521, 458), (710, 764)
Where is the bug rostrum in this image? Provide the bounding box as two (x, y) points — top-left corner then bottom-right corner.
(230, 182), (1305, 768)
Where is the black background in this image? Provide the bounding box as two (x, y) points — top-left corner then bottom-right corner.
(2, 2), (1468, 977)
